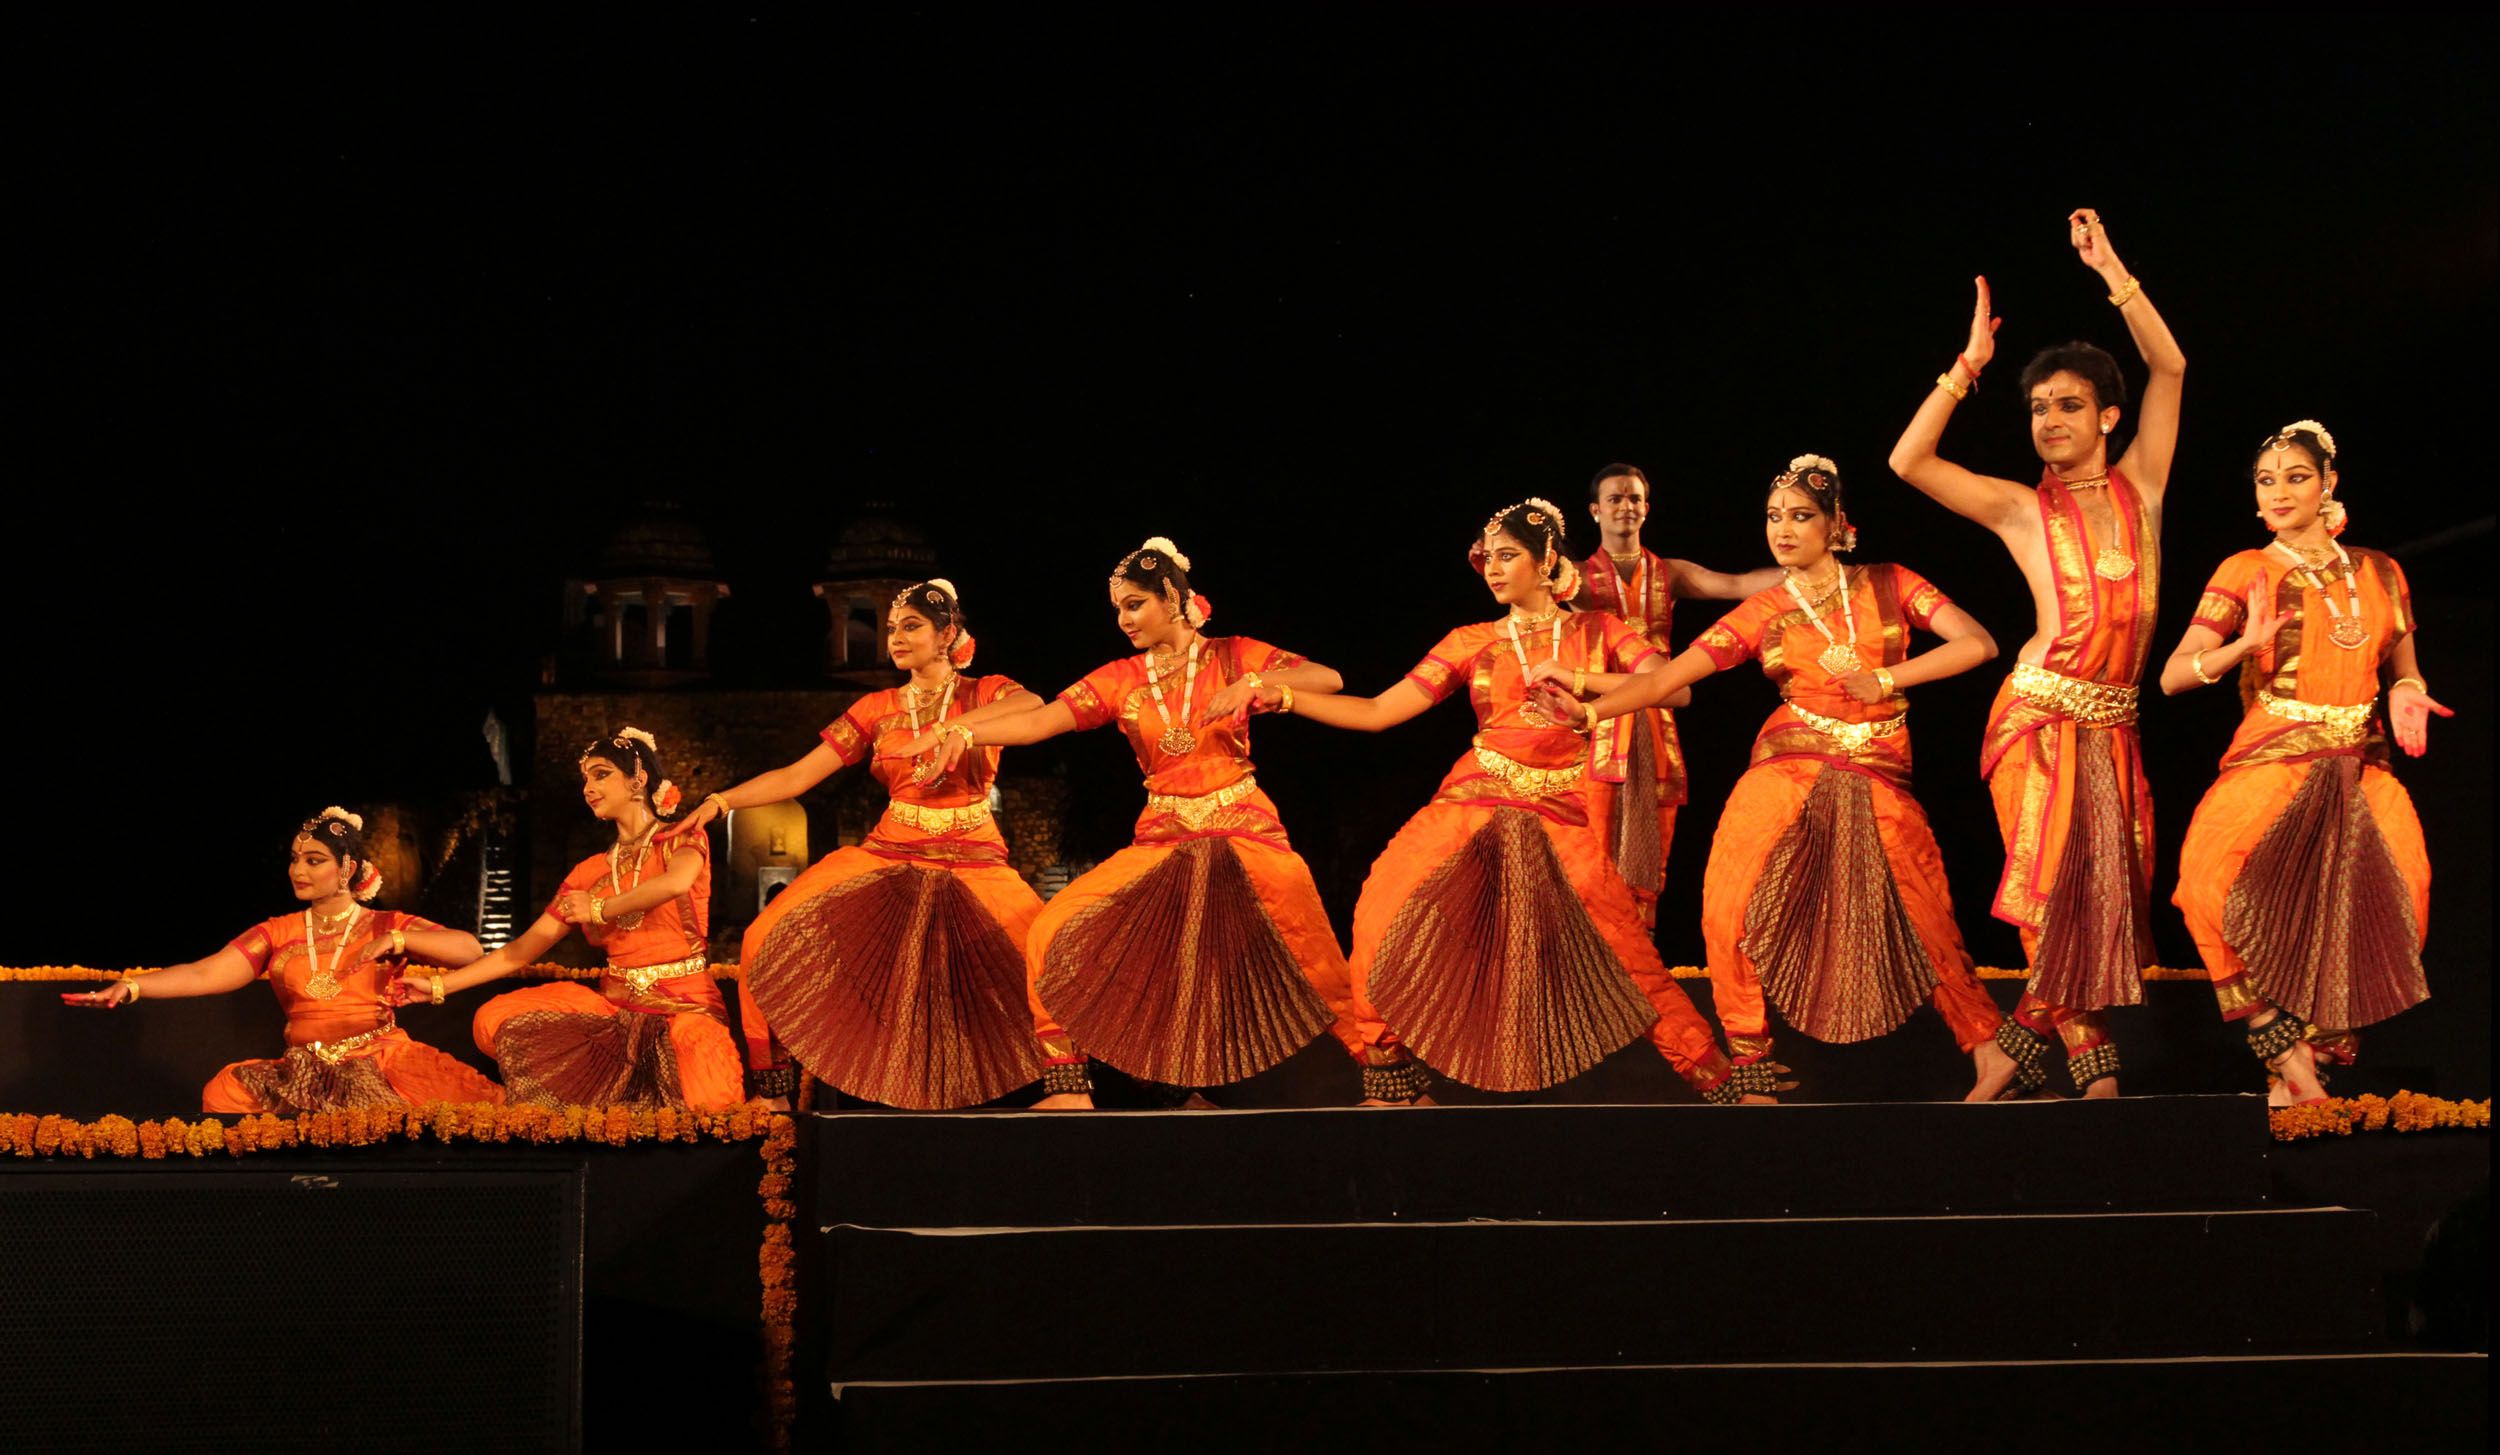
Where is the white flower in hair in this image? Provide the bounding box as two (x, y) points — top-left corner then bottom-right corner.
(2278, 419), (2337, 459)
(617, 726), (659, 752)
(926, 577), (960, 600)
(1788, 453), (1839, 475)
(1140, 536), (1192, 573)
(1523, 496), (1567, 522)
(318, 806), (365, 832)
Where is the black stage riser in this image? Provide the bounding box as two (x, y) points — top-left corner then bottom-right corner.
(808, 1097), (2273, 1226)
(0, 1162), (584, 1454)
(827, 1355), (2491, 1454)
(822, 1208), (2379, 1382)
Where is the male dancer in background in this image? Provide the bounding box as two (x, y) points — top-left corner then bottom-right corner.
(1886, 209), (2186, 1098)
(1581, 464), (1779, 925)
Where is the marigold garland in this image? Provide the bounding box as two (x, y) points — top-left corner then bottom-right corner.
(1, 1100), (798, 1450)
(2269, 1091), (2490, 1141)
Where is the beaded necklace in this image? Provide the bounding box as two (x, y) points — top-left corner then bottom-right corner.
(905, 672), (959, 782)
(1505, 607), (1566, 727)
(1146, 635), (1203, 756)
(301, 905), (363, 1001)
(1783, 563), (1864, 675)
(2269, 539), (2367, 650)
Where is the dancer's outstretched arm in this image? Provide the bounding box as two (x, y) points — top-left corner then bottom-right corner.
(2076, 209), (2186, 497)
(1887, 275), (2033, 536)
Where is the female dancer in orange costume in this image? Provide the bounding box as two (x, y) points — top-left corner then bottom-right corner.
(1542, 461), (2017, 1100)
(666, 580), (1051, 1109)
(1580, 463), (1781, 924)
(2160, 422), (2448, 1104)
(390, 728), (745, 1109)
(64, 807), (501, 1113)
(892, 538), (1416, 1107)
(1283, 500), (1762, 1104)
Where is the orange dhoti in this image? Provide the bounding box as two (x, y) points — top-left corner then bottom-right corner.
(205, 1028), (502, 1114)
(1702, 756), (1999, 1061)
(475, 974), (745, 1111)
(1027, 800), (1384, 1087)
(742, 843), (1045, 1109)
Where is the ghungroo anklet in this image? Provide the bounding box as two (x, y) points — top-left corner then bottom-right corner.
(2068, 1042), (2121, 1090)
(1994, 1020), (2053, 1092)
(1360, 1058), (1432, 1104)
(750, 1065), (796, 1098)
(1042, 1060), (1094, 1096)
(2246, 1012), (2311, 1064)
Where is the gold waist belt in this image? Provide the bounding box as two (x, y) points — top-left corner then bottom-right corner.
(2010, 661), (2139, 727)
(2262, 692), (2375, 743)
(882, 798), (993, 834)
(611, 950), (711, 996)
(1785, 702), (1908, 755)
(1145, 773), (1263, 830)
(1471, 745), (1585, 798)
(308, 1017), (399, 1065)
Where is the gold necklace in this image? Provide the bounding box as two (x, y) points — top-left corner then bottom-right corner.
(1507, 604), (1561, 627)
(308, 901), (357, 932)
(2059, 470), (2111, 490)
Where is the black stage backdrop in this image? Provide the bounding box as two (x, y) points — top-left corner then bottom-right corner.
(11, 11), (2492, 1092)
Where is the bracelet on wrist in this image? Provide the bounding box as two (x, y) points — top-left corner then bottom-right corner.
(1956, 352), (1983, 381)
(2390, 675), (2427, 696)
(1277, 684), (1295, 715)
(429, 975), (446, 1006)
(2107, 274), (2142, 308)
(702, 791), (731, 817)
(1934, 371), (1970, 403)
(123, 977), (140, 1004)
(1874, 666), (1897, 697)
(588, 896), (606, 925)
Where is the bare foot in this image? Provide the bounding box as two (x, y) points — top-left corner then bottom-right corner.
(1358, 1094), (1439, 1108)
(2267, 1040), (2327, 1105)
(1965, 1040), (2020, 1103)
(1739, 1094), (1779, 1105)
(760, 1095), (793, 1113)
(2081, 1077), (2120, 1100)
(1180, 1093), (1220, 1110)
(1033, 1092), (1095, 1111)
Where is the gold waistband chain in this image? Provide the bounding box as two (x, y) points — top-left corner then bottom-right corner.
(1144, 773), (1263, 830)
(1470, 744), (1586, 798)
(2261, 692), (2376, 742)
(610, 950), (711, 997)
(2010, 661), (2139, 727)
(308, 1017), (400, 1065)
(1784, 702), (1908, 755)
(882, 798), (993, 834)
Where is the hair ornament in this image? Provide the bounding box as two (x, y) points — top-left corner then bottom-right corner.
(350, 860), (384, 903)
(948, 628), (978, 667)
(1140, 536), (1191, 573)
(652, 780), (682, 816)
(316, 806), (364, 833)
(2271, 419), (2338, 461)
(615, 726), (658, 753)
(2320, 494), (2349, 537)
(1552, 556), (1583, 604)
(1788, 453), (1839, 476)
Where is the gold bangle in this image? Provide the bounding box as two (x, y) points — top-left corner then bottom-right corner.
(1874, 666), (1897, 697)
(429, 975), (445, 1006)
(1573, 667), (1587, 696)
(1240, 671), (1264, 692)
(588, 896), (606, 925)
(2390, 675), (2426, 696)
(2191, 648), (2221, 686)
(390, 927), (407, 957)
(123, 976), (139, 1004)
(2107, 275), (2142, 307)
(1934, 371), (1970, 403)
(1277, 684), (1295, 715)
(702, 791), (731, 816)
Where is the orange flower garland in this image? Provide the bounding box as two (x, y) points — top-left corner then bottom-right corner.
(1, 1100), (798, 1449)
(11, 961), (2210, 983)
(2269, 1091), (2490, 1141)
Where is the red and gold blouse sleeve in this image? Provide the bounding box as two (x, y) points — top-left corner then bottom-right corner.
(381, 910), (446, 935)
(2369, 550), (2416, 641)
(1229, 636), (1309, 675)
(818, 695), (884, 766)
(1596, 612), (1660, 673)
(2191, 552), (2264, 638)
(972, 673), (1029, 708)
(1694, 593), (1777, 669)
(1402, 628), (1476, 704)
(543, 857), (598, 922)
(1057, 659), (1135, 733)
(226, 917), (284, 977)
(1890, 565), (1955, 632)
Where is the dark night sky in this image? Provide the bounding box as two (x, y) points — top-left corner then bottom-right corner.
(12, 10), (2493, 1077)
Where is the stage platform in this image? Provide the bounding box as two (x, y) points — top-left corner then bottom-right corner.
(799, 1098), (2488, 1452)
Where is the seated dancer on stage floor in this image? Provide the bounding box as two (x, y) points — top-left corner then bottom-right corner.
(2161, 422), (2446, 1105)
(1538, 459), (2017, 1100)
(665, 580), (1051, 1109)
(1281, 500), (1765, 1104)
(392, 728), (744, 1110)
(63, 807), (502, 1114)
(1886, 208), (2185, 1098)
(890, 538), (1417, 1107)
(1580, 464), (1782, 926)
